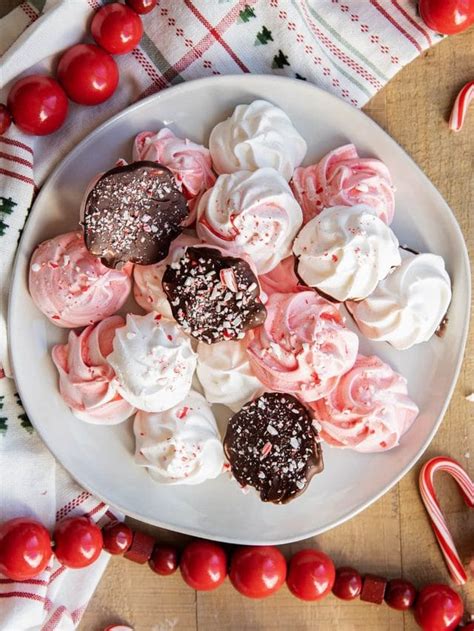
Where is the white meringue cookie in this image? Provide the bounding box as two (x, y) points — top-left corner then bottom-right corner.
(196, 168), (303, 274)
(133, 233), (200, 317)
(209, 100), (307, 180)
(108, 312), (196, 412)
(134, 390), (224, 485)
(197, 339), (264, 412)
(347, 250), (451, 350)
(293, 205), (401, 301)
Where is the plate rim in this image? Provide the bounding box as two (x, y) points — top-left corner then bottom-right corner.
(8, 74), (471, 544)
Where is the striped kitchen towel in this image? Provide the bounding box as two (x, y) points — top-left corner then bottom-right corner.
(0, 1), (439, 628)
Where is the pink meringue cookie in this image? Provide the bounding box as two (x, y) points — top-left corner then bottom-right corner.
(258, 255), (305, 297)
(291, 144), (395, 225)
(247, 291), (359, 401)
(133, 128), (216, 222)
(52, 315), (135, 424)
(311, 354), (419, 452)
(133, 232), (200, 317)
(29, 231), (132, 328)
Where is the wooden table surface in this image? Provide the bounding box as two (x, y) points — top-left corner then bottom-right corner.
(2, 2), (472, 629)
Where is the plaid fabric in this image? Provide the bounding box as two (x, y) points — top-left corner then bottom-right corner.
(0, 1), (439, 628)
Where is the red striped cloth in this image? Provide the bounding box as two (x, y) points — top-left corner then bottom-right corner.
(0, 0), (440, 628)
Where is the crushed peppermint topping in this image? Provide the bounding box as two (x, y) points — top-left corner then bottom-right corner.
(224, 393), (323, 504)
(162, 246), (266, 344)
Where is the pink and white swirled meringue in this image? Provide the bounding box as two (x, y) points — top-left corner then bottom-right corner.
(311, 354), (419, 452)
(133, 128), (215, 221)
(29, 231), (131, 328)
(196, 168), (303, 274)
(247, 291), (359, 401)
(209, 100), (307, 180)
(293, 205), (401, 302)
(292, 144), (395, 225)
(51, 316), (135, 424)
(258, 255), (304, 297)
(133, 232), (200, 317)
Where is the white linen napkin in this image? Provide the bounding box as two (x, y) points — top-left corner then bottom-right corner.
(0, 1), (439, 628)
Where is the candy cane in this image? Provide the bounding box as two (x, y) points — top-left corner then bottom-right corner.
(419, 456), (474, 585)
(449, 81), (474, 132)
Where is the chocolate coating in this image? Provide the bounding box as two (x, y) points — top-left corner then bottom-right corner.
(162, 246), (266, 344)
(83, 161), (189, 268)
(224, 393), (324, 504)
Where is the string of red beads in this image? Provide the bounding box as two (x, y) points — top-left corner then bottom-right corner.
(0, 516), (471, 630)
(0, 0), (157, 136)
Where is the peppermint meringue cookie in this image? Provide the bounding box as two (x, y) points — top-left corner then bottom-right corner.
(293, 205), (401, 301)
(108, 312), (196, 412)
(133, 232), (200, 317)
(209, 100), (307, 180)
(258, 255), (304, 297)
(311, 354), (419, 452)
(292, 144), (395, 225)
(29, 231), (131, 328)
(248, 291), (359, 401)
(197, 339), (264, 412)
(133, 128), (216, 221)
(347, 250), (452, 350)
(196, 168), (303, 273)
(52, 316), (135, 424)
(134, 390), (224, 485)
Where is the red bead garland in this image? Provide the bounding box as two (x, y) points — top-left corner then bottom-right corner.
(1, 0), (155, 136)
(0, 516), (472, 630)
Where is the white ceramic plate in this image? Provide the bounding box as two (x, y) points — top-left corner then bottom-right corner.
(9, 75), (470, 544)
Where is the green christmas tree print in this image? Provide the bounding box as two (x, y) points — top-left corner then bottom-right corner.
(0, 395), (7, 437)
(255, 26), (273, 45)
(295, 73), (307, 81)
(272, 49), (290, 69)
(15, 393), (34, 435)
(0, 196), (17, 238)
(239, 5), (256, 22)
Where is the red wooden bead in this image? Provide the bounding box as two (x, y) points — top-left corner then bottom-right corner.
(149, 544), (179, 576)
(125, 0), (157, 14)
(360, 574), (387, 604)
(385, 578), (417, 611)
(462, 624), (474, 630)
(414, 584), (464, 631)
(7, 75), (68, 135)
(123, 530), (155, 564)
(102, 522), (133, 555)
(332, 567), (362, 600)
(0, 105), (12, 134)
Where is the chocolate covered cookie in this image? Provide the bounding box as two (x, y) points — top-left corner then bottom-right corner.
(162, 246), (266, 344)
(83, 161), (189, 268)
(224, 393), (324, 504)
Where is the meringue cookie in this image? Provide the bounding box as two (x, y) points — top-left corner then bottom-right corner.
(196, 168), (303, 273)
(134, 390), (224, 485)
(293, 205), (401, 301)
(29, 231), (131, 328)
(292, 144), (395, 225)
(258, 255), (304, 297)
(347, 250), (452, 350)
(133, 232), (200, 317)
(248, 291), (359, 401)
(52, 316), (135, 424)
(108, 312), (196, 412)
(209, 100), (307, 180)
(133, 128), (216, 222)
(311, 354), (419, 452)
(197, 339), (264, 412)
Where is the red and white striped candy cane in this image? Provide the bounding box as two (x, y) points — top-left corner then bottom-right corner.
(419, 456), (474, 585)
(449, 81), (474, 132)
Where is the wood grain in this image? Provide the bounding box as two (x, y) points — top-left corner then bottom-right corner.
(1, 2), (472, 628)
